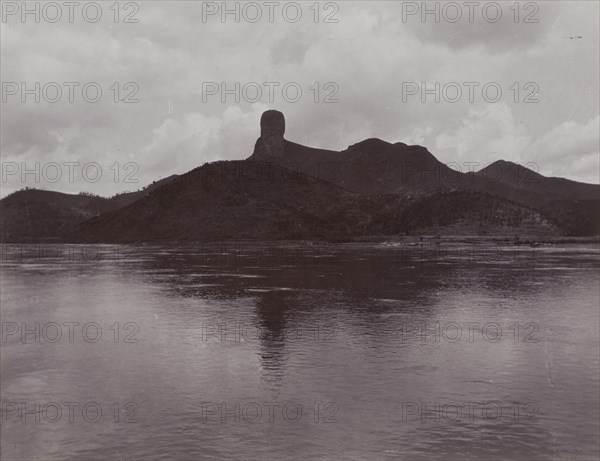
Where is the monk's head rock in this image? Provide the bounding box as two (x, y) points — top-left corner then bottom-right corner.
(254, 110), (285, 158)
(261, 110), (285, 139)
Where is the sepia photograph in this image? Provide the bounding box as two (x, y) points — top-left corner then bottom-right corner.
(1, 1), (599, 460)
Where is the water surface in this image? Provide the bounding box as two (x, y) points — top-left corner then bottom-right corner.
(1, 242), (599, 460)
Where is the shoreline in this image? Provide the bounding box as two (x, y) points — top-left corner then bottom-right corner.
(2, 235), (599, 246)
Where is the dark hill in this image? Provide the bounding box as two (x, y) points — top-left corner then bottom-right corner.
(107, 175), (179, 209)
(74, 161), (358, 242)
(250, 139), (459, 195)
(472, 161), (599, 235)
(475, 160), (597, 201)
(0, 190), (107, 242)
(73, 160), (558, 243)
(1, 175), (177, 242)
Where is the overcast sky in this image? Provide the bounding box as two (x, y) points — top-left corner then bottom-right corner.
(1, 0), (598, 197)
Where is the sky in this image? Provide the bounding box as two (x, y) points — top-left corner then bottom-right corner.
(1, 0), (599, 197)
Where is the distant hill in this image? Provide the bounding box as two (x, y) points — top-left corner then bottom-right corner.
(472, 160), (599, 235)
(0, 175), (177, 242)
(1, 110), (597, 243)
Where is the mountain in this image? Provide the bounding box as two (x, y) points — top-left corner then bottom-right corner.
(476, 160), (596, 199)
(75, 162), (357, 242)
(250, 137), (459, 195)
(74, 161), (557, 243)
(249, 111), (599, 235)
(0, 175), (177, 242)
(473, 160), (599, 236)
(1, 110), (597, 243)
(251, 131), (598, 200)
(0, 190), (108, 243)
(105, 175), (180, 209)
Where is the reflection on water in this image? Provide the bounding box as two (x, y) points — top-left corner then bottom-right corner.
(1, 242), (599, 460)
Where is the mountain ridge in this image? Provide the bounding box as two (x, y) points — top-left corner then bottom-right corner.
(1, 110), (598, 242)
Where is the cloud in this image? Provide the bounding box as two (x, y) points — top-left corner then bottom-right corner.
(434, 102), (532, 166)
(1, 1), (598, 198)
(528, 115), (600, 183)
(399, 1), (562, 53)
